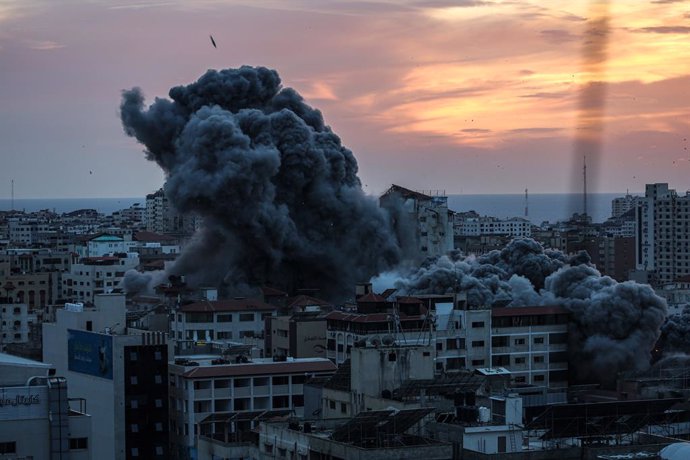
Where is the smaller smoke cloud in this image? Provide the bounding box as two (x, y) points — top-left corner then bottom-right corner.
(386, 238), (667, 385)
(657, 305), (690, 354)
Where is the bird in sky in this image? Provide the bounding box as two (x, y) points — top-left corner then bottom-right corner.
(210, 35), (217, 49)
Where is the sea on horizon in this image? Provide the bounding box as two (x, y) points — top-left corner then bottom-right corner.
(0, 192), (632, 225)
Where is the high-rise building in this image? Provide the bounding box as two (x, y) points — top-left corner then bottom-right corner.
(146, 188), (197, 235)
(379, 185), (454, 259)
(636, 183), (690, 286)
(612, 193), (642, 219)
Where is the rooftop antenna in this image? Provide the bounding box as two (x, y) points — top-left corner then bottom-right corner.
(11, 179), (14, 211)
(524, 188), (529, 218)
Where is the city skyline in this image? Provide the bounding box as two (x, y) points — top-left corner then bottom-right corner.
(2, 0), (690, 198)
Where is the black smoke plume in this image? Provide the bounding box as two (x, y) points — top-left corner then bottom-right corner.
(388, 238), (667, 385)
(120, 66), (401, 300)
(657, 305), (690, 355)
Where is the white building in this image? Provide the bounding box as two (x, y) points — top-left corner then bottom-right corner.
(62, 253), (139, 302)
(43, 294), (170, 460)
(0, 352), (92, 459)
(169, 355), (336, 459)
(380, 185), (454, 259)
(612, 193), (643, 219)
(454, 212), (531, 238)
(636, 183), (690, 285)
(171, 298), (277, 352)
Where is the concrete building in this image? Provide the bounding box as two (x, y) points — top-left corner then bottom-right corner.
(0, 299), (29, 351)
(62, 253), (139, 303)
(612, 193), (643, 219)
(169, 354), (336, 459)
(490, 307), (570, 388)
(146, 188), (197, 235)
(171, 297), (277, 353)
(380, 185), (454, 259)
(257, 409), (452, 460)
(43, 294), (169, 460)
(636, 183), (690, 286)
(0, 352), (92, 459)
(454, 211), (531, 238)
(268, 310), (327, 359)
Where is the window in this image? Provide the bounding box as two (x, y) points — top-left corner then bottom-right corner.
(155, 422), (164, 431)
(131, 399), (138, 409)
(131, 447), (139, 457)
(471, 340), (484, 347)
(534, 356), (545, 363)
(154, 350), (163, 360)
(130, 376), (138, 385)
(155, 375), (163, 384)
(534, 375), (545, 382)
(471, 321), (485, 328)
(514, 376), (526, 383)
(86, 320), (93, 331)
(0, 442), (16, 454)
(329, 400), (336, 409)
(471, 359), (485, 366)
(514, 338), (525, 345)
(155, 398), (163, 408)
(534, 337), (544, 344)
(129, 351), (138, 361)
(341, 402), (347, 414)
(156, 446), (164, 455)
(131, 424), (139, 433)
(514, 357), (526, 364)
(239, 313), (254, 322)
(217, 313), (233, 322)
(69, 438), (88, 450)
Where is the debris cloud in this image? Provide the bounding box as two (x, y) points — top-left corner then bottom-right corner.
(120, 66), (401, 300)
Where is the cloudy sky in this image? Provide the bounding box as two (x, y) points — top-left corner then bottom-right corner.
(1, 0), (689, 198)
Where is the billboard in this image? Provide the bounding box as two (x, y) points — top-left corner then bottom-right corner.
(68, 329), (113, 379)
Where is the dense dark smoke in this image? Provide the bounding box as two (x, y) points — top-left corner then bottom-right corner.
(389, 238), (667, 385)
(657, 305), (690, 355)
(120, 66), (401, 300)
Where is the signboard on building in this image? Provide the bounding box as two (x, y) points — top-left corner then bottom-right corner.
(0, 386), (48, 421)
(68, 329), (113, 379)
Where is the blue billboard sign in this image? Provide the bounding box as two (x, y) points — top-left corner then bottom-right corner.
(67, 329), (113, 380)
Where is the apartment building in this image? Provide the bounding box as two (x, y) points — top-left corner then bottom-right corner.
(455, 212), (531, 238)
(490, 306), (569, 388)
(380, 185), (454, 259)
(169, 355), (336, 459)
(62, 253), (139, 302)
(171, 298), (277, 352)
(636, 183), (690, 285)
(0, 300), (29, 350)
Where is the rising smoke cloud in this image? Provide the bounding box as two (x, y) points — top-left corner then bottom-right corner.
(387, 238), (667, 384)
(120, 66), (401, 300)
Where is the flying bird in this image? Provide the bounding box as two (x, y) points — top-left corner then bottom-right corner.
(209, 35), (217, 49)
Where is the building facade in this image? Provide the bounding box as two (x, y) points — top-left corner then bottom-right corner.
(636, 183), (690, 286)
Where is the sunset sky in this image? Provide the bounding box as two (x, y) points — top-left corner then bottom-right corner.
(1, 0), (690, 198)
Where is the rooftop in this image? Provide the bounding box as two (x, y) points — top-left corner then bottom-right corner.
(175, 357), (336, 379)
(179, 298), (277, 313)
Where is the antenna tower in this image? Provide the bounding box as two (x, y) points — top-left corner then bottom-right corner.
(11, 179), (14, 211)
